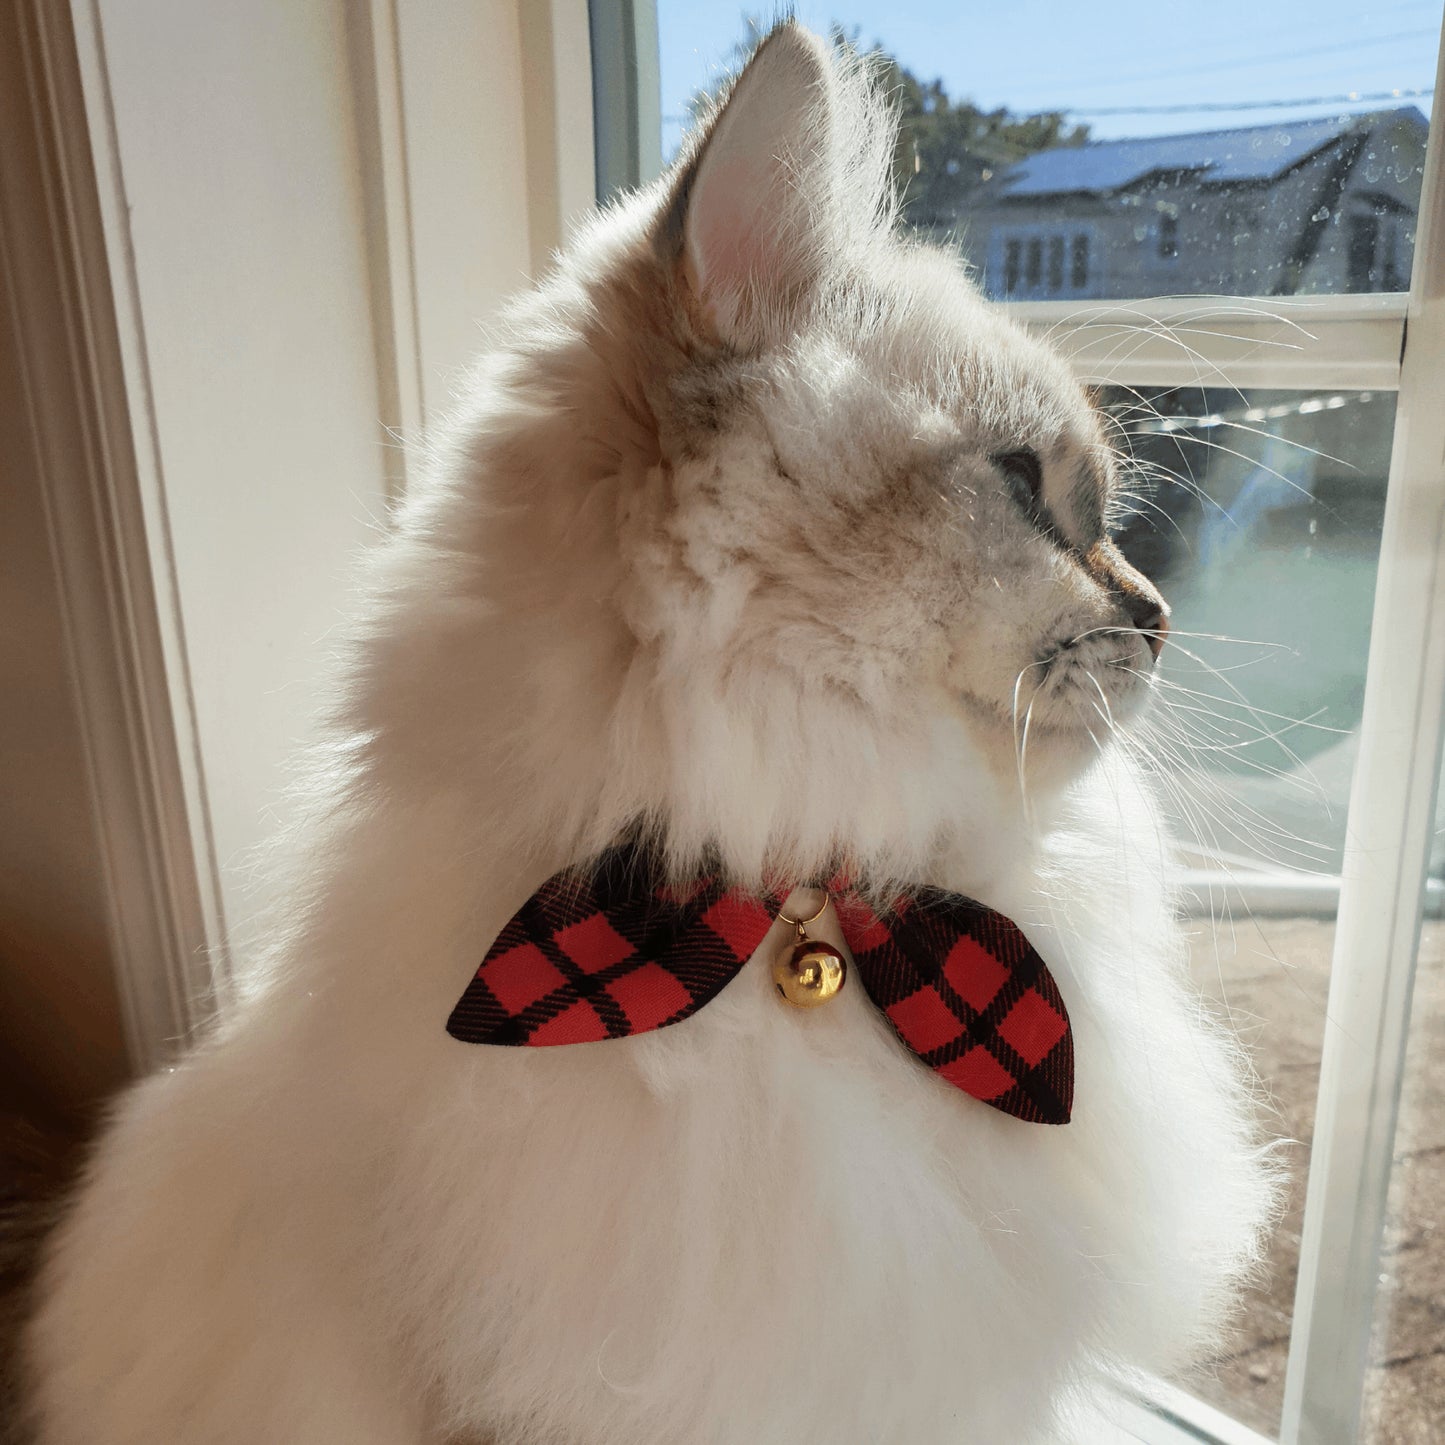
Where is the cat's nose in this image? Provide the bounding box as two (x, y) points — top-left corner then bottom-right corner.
(1131, 604), (1169, 661)
(1083, 541), (1168, 664)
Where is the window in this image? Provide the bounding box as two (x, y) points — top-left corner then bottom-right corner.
(1158, 211), (1178, 260)
(1046, 232), (1065, 291)
(1025, 235), (1042, 289)
(1348, 206), (1415, 292)
(991, 227), (1094, 298)
(1350, 213), (1382, 288)
(617, 5), (1445, 1444)
(1383, 220), (1405, 290)
(1003, 237), (1022, 294)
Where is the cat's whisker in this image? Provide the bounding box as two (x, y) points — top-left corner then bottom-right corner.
(1136, 723), (1330, 869)
(1154, 639), (1339, 744)
(1150, 670), (1340, 751)
(1018, 694), (1041, 826)
(1133, 744), (1234, 873)
(1143, 714), (1317, 766)
(1143, 683), (1320, 782)
(1082, 696), (1122, 763)
(1106, 487), (1191, 544)
(1052, 298), (1315, 343)
(1201, 415), (1348, 470)
(1078, 671), (1134, 774)
(1134, 693), (1337, 867)
(1068, 623), (1286, 654)
(1158, 429), (1319, 500)
(1080, 667), (1117, 730)
(1152, 629), (1289, 650)
(1119, 455), (1233, 525)
(1162, 726), (1324, 793)
(1012, 660), (1053, 825)
(1159, 712), (1323, 776)
(1124, 673), (1328, 752)
(1098, 400), (1239, 522)
(1073, 316), (1251, 402)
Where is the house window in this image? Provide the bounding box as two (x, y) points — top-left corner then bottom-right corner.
(1024, 236), (1042, 290)
(1003, 237), (1021, 294)
(1071, 232), (1089, 290)
(1383, 222), (1405, 292)
(1158, 213), (1178, 260)
(1046, 234), (1065, 292)
(1348, 211), (1409, 293)
(1349, 214), (1381, 290)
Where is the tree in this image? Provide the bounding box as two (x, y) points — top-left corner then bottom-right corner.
(880, 57), (1089, 235)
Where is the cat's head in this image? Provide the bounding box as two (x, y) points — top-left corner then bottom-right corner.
(412, 23), (1167, 883)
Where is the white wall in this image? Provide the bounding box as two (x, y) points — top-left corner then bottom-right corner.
(77, 0), (577, 995)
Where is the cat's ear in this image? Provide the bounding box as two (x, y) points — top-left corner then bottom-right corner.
(660, 23), (844, 349)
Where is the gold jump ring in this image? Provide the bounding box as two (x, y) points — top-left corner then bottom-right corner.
(777, 894), (830, 929)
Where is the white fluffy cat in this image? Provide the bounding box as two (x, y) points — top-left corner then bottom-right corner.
(26, 23), (1275, 1444)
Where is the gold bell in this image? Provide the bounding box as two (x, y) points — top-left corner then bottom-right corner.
(772, 894), (846, 1008)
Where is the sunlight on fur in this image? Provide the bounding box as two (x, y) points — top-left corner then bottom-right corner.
(24, 22), (1278, 1444)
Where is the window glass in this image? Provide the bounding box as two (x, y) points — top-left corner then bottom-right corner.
(656, 3), (1436, 298)
(1108, 386), (1392, 874)
(1101, 385), (1392, 1434)
(1186, 917), (1330, 1434)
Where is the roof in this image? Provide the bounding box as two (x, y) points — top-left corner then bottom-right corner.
(997, 107), (1428, 198)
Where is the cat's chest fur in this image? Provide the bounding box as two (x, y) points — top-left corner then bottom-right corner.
(267, 769), (1259, 1444)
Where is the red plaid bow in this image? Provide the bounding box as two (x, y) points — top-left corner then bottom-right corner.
(447, 839), (1073, 1124)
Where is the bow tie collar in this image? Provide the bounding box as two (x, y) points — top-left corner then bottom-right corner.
(447, 838), (1073, 1124)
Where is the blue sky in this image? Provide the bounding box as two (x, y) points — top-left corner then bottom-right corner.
(657, 0), (1441, 154)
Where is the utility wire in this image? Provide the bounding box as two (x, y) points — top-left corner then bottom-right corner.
(1065, 88), (1434, 117)
(1040, 27), (1437, 95)
(663, 88), (1433, 126)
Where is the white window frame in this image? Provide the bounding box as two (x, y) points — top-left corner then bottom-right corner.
(1003, 292), (1406, 392)
(597, 10), (1445, 1445)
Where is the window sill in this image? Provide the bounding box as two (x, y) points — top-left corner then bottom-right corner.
(1002, 292), (1407, 389)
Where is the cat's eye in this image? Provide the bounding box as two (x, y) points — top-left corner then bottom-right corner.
(991, 449), (1044, 513)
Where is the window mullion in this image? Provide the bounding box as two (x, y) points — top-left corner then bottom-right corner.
(1278, 25), (1445, 1444)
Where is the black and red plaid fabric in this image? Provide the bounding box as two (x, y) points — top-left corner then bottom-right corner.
(447, 839), (1073, 1124)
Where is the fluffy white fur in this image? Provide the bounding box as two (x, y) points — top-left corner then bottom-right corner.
(27, 24), (1275, 1444)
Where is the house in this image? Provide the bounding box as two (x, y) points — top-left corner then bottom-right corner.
(957, 108), (1428, 300)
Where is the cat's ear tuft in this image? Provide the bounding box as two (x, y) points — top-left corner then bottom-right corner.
(660, 23), (849, 349)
